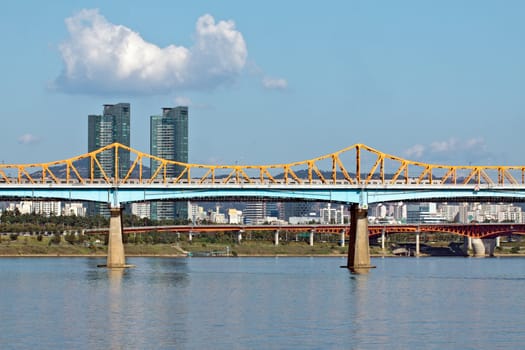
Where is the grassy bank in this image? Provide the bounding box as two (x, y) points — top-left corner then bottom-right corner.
(180, 241), (349, 256)
(0, 235), (104, 256)
(0, 235), (523, 257)
(0, 235), (379, 256)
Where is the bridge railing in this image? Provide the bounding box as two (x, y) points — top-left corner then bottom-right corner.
(1, 142), (525, 186)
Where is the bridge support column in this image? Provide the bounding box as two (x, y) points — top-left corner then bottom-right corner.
(188, 232), (193, 242)
(346, 204), (373, 274)
(381, 227), (386, 251)
(463, 236), (472, 253)
(456, 236), (468, 256)
(340, 229), (345, 247)
(274, 230), (279, 246)
(484, 238), (496, 257)
(237, 231), (243, 244)
(471, 238), (486, 257)
(496, 236), (500, 248)
(471, 238), (496, 257)
(103, 207), (132, 268)
(415, 233), (420, 257)
(309, 230), (314, 246)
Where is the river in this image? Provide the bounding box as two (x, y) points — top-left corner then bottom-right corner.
(1, 256), (525, 349)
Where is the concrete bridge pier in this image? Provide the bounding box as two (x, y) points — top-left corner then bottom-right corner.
(462, 236), (472, 255)
(340, 229), (345, 247)
(471, 238), (485, 257)
(188, 231), (193, 242)
(309, 230), (314, 246)
(346, 204), (373, 274)
(415, 233), (420, 257)
(381, 227), (386, 251)
(274, 230), (279, 246)
(482, 238), (496, 256)
(471, 238), (496, 257)
(237, 230), (243, 244)
(102, 207), (132, 268)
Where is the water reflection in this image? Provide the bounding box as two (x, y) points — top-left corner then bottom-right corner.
(348, 273), (376, 348)
(3, 257), (525, 349)
(143, 258), (190, 288)
(108, 268), (124, 350)
(80, 258), (192, 349)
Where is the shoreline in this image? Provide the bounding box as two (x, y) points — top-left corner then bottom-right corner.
(1, 253), (525, 258)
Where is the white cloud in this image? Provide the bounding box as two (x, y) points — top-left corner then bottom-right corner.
(173, 96), (214, 110)
(404, 137), (493, 164)
(430, 138), (458, 153)
(262, 77), (288, 90)
(54, 9), (247, 94)
(464, 137), (485, 149)
(18, 134), (41, 145)
(404, 144), (425, 158)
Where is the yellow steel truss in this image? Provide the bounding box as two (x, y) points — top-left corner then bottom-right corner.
(0, 142), (524, 186)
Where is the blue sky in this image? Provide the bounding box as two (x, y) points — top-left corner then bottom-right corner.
(1, 1), (524, 167)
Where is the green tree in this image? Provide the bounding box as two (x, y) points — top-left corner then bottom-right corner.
(49, 233), (61, 245)
(64, 233), (77, 245)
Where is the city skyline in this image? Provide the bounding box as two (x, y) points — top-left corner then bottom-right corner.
(1, 1), (524, 167)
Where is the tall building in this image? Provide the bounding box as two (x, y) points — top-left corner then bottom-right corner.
(283, 202), (318, 221)
(88, 103), (131, 178)
(130, 202), (151, 219)
(406, 203), (447, 224)
(88, 103), (131, 215)
(150, 106), (189, 221)
(244, 202), (267, 224)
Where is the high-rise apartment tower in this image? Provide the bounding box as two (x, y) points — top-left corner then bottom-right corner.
(88, 103), (130, 216)
(150, 106), (188, 221)
(88, 103), (131, 178)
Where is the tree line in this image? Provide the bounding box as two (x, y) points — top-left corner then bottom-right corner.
(0, 209), (188, 236)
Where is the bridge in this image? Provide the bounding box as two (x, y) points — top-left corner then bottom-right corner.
(2, 143), (525, 272)
(87, 223), (525, 240)
(87, 222), (525, 258)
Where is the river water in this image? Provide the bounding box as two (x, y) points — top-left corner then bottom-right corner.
(1, 256), (525, 349)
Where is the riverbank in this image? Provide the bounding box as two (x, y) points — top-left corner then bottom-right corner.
(1, 236), (523, 257)
(0, 245), (525, 258)
(0, 242), (349, 257)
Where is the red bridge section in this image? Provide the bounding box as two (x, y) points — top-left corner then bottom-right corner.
(87, 223), (525, 240)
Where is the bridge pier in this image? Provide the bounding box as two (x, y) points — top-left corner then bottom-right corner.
(346, 204), (373, 274)
(100, 207), (133, 268)
(381, 227), (386, 252)
(237, 230), (243, 244)
(274, 230), (279, 246)
(309, 230), (314, 246)
(471, 238), (496, 257)
(458, 236), (470, 256)
(485, 239), (496, 256)
(340, 229), (345, 247)
(471, 238), (485, 257)
(415, 233), (420, 257)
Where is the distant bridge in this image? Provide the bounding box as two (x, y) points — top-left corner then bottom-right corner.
(85, 223), (525, 240)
